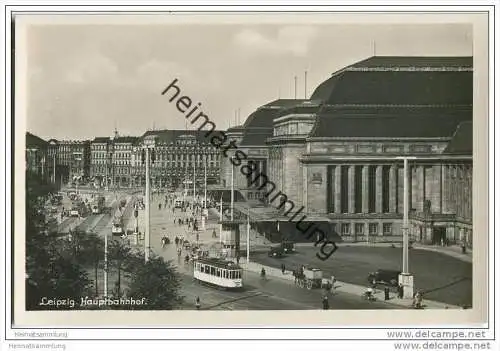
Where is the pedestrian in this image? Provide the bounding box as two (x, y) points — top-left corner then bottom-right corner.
(416, 290), (423, 309)
(281, 263), (286, 274)
(195, 296), (200, 310)
(159, 203), (162, 210)
(398, 283), (404, 299)
(212, 229), (216, 238)
(322, 295), (329, 310)
(384, 286), (390, 301)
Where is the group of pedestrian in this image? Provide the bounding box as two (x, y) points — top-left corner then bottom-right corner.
(174, 235), (186, 247)
(161, 235), (170, 248)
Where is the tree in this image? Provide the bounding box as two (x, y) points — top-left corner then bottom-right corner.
(77, 231), (105, 297)
(125, 254), (184, 310)
(25, 171), (92, 310)
(107, 239), (135, 298)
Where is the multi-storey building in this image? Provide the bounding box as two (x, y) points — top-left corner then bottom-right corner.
(25, 132), (48, 177)
(130, 130), (222, 190)
(90, 137), (112, 187)
(112, 136), (139, 187)
(223, 56), (473, 247)
(56, 140), (91, 183)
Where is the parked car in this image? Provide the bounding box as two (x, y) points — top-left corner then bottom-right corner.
(367, 269), (401, 287)
(281, 241), (296, 253)
(268, 246), (285, 258)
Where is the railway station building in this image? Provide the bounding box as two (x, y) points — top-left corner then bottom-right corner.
(222, 56), (473, 247)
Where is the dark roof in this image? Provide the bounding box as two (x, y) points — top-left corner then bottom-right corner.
(444, 121), (473, 154)
(92, 137), (110, 143)
(239, 101), (308, 146)
(140, 129), (224, 145)
(350, 56), (472, 69)
(276, 104), (322, 117)
(240, 131), (274, 146)
(262, 99), (308, 108)
(307, 56), (473, 139)
(310, 70), (472, 106)
(226, 125), (245, 133)
(310, 106), (472, 138)
(26, 132), (48, 148)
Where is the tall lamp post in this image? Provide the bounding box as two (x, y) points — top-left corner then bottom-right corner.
(142, 136), (156, 263)
(202, 151), (208, 230)
(230, 155), (234, 221)
(104, 228), (108, 298)
(396, 156), (416, 298)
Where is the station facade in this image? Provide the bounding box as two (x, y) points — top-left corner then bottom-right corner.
(222, 56), (473, 247)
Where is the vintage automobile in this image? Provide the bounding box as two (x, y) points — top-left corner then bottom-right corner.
(367, 269), (401, 287)
(268, 246), (285, 258)
(281, 241), (296, 253)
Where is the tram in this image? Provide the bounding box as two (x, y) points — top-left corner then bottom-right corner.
(193, 257), (243, 289)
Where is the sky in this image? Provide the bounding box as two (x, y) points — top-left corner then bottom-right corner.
(25, 22), (472, 140)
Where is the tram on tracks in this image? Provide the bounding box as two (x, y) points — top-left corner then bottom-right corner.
(193, 257), (243, 290)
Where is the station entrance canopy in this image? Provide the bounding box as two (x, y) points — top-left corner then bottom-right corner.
(232, 202), (342, 244)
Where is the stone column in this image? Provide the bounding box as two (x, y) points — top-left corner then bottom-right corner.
(458, 166), (464, 218)
(334, 165), (341, 213)
(303, 164), (308, 211)
(441, 165), (450, 214)
(415, 165), (425, 212)
(389, 165), (397, 213)
(348, 165), (356, 213)
(375, 165), (383, 213)
(467, 165), (472, 219)
(397, 166), (404, 214)
(362, 165), (369, 213)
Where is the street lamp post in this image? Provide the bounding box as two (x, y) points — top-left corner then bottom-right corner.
(396, 156), (416, 299)
(104, 229), (108, 298)
(202, 153), (207, 231)
(52, 155), (56, 184)
(193, 153), (196, 202)
(230, 156), (234, 221)
(246, 208), (250, 263)
(143, 136), (156, 263)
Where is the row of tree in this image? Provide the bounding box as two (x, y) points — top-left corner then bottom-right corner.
(25, 172), (184, 310)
